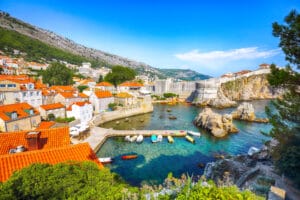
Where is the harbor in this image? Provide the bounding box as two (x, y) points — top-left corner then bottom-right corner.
(76, 127), (188, 152)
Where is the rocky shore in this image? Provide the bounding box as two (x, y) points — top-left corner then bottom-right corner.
(193, 108), (238, 137)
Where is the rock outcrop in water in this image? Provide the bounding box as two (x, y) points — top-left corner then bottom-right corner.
(194, 108), (238, 137)
(231, 102), (269, 123)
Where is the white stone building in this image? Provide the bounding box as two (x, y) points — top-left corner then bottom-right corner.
(66, 102), (93, 124)
(89, 91), (114, 113)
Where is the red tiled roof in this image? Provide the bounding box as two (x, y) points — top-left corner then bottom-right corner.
(58, 92), (88, 99)
(0, 127), (70, 156)
(0, 103), (39, 122)
(115, 92), (133, 98)
(67, 101), (91, 111)
(119, 81), (143, 87)
(36, 121), (56, 130)
(0, 143), (103, 182)
(50, 85), (75, 92)
(40, 103), (65, 111)
(96, 81), (113, 87)
(94, 91), (113, 98)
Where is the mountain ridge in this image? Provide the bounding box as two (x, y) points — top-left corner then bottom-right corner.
(0, 11), (210, 80)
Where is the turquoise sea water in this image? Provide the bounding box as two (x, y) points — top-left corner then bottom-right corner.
(97, 100), (272, 186)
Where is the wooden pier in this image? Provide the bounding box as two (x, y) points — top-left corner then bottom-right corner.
(77, 127), (187, 152)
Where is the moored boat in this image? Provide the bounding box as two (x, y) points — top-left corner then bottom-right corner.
(185, 135), (195, 144)
(151, 134), (158, 143)
(187, 131), (201, 137)
(167, 135), (174, 143)
(130, 135), (138, 142)
(136, 135), (144, 143)
(124, 135), (131, 142)
(99, 157), (113, 164)
(157, 135), (163, 142)
(121, 154), (138, 160)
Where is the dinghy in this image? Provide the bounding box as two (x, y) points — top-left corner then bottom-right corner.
(167, 135), (174, 143)
(185, 135), (195, 144)
(187, 131), (201, 137)
(136, 135), (144, 143)
(99, 157), (113, 164)
(157, 135), (163, 142)
(124, 135), (131, 142)
(130, 135), (138, 142)
(121, 154), (138, 160)
(151, 135), (158, 143)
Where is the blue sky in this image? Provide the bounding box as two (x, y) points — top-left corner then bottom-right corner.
(1, 0), (299, 76)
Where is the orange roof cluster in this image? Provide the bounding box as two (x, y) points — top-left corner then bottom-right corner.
(67, 102), (91, 111)
(115, 92), (133, 98)
(234, 70), (252, 76)
(96, 81), (113, 87)
(50, 85), (75, 92)
(0, 75), (35, 85)
(119, 81), (143, 87)
(0, 127), (70, 156)
(0, 143), (103, 182)
(94, 90), (113, 98)
(58, 92), (88, 99)
(0, 103), (39, 122)
(40, 103), (65, 111)
(36, 121), (56, 130)
(35, 80), (47, 89)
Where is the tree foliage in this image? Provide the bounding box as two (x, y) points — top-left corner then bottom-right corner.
(42, 62), (74, 86)
(0, 162), (140, 200)
(266, 10), (300, 186)
(104, 65), (136, 87)
(77, 85), (88, 92)
(97, 75), (104, 83)
(272, 10), (300, 68)
(163, 93), (178, 98)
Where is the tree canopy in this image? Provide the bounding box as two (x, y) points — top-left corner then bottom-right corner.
(0, 162), (139, 200)
(42, 62), (74, 86)
(104, 65), (136, 87)
(266, 10), (300, 187)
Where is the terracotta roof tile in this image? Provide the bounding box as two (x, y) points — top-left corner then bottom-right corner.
(50, 85), (75, 92)
(36, 121), (56, 130)
(115, 92), (133, 98)
(0, 103), (39, 122)
(40, 103), (65, 111)
(119, 81), (143, 87)
(67, 102), (91, 111)
(0, 143), (103, 182)
(96, 81), (113, 87)
(94, 91), (113, 98)
(0, 127), (70, 155)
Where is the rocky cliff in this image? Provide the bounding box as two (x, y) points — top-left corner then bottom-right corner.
(221, 74), (280, 101)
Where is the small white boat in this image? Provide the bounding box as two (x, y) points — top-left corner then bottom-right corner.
(248, 146), (260, 156)
(125, 135), (131, 142)
(167, 135), (174, 143)
(186, 135), (195, 144)
(187, 131), (201, 137)
(157, 135), (163, 142)
(99, 157), (113, 164)
(136, 135), (144, 143)
(130, 135), (138, 142)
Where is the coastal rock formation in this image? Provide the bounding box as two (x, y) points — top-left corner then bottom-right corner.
(221, 74), (282, 101)
(231, 102), (269, 123)
(194, 108), (238, 137)
(208, 89), (237, 108)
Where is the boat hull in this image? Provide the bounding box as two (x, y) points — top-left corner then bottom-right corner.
(185, 135), (195, 143)
(121, 155), (138, 160)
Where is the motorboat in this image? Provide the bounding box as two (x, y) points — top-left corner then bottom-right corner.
(157, 135), (163, 142)
(187, 131), (201, 137)
(185, 135), (195, 144)
(124, 135), (131, 142)
(130, 135), (138, 142)
(99, 157), (113, 164)
(168, 116), (177, 120)
(121, 154), (138, 160)
(136, 135), (144, 143)
(167, 135), (174, 143)
(248, 146), (260, 156)
(151, 135), (158, 143)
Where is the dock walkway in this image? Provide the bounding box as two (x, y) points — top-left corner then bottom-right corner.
(76, 127), (187, 152)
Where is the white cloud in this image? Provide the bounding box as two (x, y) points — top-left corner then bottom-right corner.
(175, 47), (280, 64)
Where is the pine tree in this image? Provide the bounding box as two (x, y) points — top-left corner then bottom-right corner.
(266, 10), (300, 186)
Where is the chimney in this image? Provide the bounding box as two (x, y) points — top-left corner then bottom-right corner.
(25, 131), (41, 151)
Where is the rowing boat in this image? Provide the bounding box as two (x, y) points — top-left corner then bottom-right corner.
(121, 154), (138, 160)
(167, 135), (174, 143)
(185, 135), (195, 144)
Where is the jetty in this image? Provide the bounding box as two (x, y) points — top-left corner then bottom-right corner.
(74, 127), (187, 152)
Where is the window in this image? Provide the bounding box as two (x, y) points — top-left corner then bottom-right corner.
(0, 84), (5, 88)
(23, 92), (26, 97)
(29, 109), (34, 115)
(14, 124), (19, 131)
(7, 84), (16, 88)
(32, 119), (36, 127)
(30, 92), (33, 96)
(11, 112), (17, 120)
